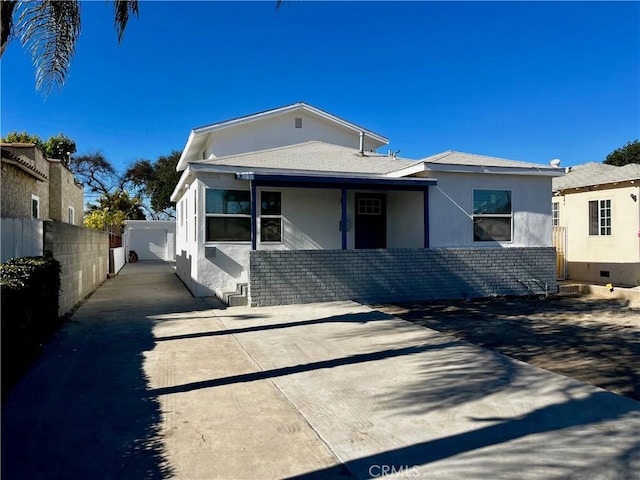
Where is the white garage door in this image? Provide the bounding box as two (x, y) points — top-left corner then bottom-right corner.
(130, 229), (167, 260)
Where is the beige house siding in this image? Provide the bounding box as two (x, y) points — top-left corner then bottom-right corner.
(554, 183), (640, 286)
(0, 154), (50, 220)
(48, 161), (84, 225)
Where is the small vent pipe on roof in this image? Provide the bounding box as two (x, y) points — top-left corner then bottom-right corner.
(359, 131), (365, 155)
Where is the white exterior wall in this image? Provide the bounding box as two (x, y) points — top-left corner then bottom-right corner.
(124, 220), (176, 261)
(258, 187), (342, 250)
(175, 170), (555, 297)
(203, 110), (382, 159)
(425, 171), (553, 248)
(387, 191), (424, 248)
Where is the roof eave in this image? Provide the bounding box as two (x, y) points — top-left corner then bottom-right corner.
(422, 163), (565, 176)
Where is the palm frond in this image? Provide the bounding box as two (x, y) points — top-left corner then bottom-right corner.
(17, 0), (81, 94)
(113, 0), (138, 43)
(1, 0), (18, 58)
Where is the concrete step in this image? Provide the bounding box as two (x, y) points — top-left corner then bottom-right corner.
(221, 283), (248, 307)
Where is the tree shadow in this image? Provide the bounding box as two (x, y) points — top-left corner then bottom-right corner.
(377, 295), (640, 400)
(1, 263), (224, 480)
(286, 390), (640, 480)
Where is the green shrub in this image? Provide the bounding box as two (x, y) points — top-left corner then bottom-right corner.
(1, 254), (61, 398)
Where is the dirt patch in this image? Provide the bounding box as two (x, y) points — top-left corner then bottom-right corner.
(378, 294), (640, 401)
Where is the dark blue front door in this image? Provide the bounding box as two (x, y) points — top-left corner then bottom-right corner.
(355, 193), (386, 249)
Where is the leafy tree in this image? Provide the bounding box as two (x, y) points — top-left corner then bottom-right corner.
(84, 190), (144, 230)
(1, 131), (77, 163)
(44, 133), (76, 163)
(604, 140), (640, 167)
(124, 150), (181, 219)
(0, 0), (139, 93)
(1, 130), (46, 151)
(84, 209), (127, 231)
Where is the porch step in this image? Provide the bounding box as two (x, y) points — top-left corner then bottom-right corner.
(221, 283), (248, 307)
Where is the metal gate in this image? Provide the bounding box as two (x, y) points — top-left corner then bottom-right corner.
(552, 226), (567, 280)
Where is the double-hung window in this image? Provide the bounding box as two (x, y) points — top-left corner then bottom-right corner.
(473, 189), (512, 242)
(205, 189), (251, 242)
(260, 191), (282, 243)
(589, 199), (611, 236)
(552, 201), (559, 226)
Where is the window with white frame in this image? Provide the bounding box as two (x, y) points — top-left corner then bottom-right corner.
(193, 191), (197, 240)
(205, 189), (251, 242)
(68, 206), (75, 224)
(589, 199), (611, 236)
(31, 195), (40, 219)
(473, 189), (512, 242)
(552, 201), (559, 226)
(185, 193), (189, 242)
(260, 191), (282, 243)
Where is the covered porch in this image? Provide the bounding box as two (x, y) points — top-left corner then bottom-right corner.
(237, 172), (438, 251)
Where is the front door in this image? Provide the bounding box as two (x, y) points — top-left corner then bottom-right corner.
(355, 193), (386, 249)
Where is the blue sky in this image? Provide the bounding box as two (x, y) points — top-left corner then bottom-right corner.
(1, 1), (639, 173)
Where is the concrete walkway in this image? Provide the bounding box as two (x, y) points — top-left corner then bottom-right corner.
(3, 262), (639, 479)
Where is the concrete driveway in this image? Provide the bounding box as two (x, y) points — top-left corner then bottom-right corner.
(3, 262), (639, 479)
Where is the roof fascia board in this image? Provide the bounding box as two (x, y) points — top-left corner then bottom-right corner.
(192, 103), (388, 145)
(554, 178), (639, 194)
(386, 162), (427, 178)
(170, 164), (193, 202)
(422, 163), (564, 177)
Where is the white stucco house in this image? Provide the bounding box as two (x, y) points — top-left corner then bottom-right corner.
(171, 102), (564, 306)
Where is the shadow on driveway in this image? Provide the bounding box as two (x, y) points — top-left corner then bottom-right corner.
(1, 262), (223, 480)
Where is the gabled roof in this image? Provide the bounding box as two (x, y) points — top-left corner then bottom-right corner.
(177, 102), (389, 171)
(198, 141), (415, 175)
(388, 150), (564, 177)
(1, 146), (48, 181)
(553, 162), (640, 191)
(170, 141), (419, 201)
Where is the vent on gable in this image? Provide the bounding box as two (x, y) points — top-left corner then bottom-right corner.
(295, 117), (302, 129)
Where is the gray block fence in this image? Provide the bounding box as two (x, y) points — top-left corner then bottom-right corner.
(44, 221), (109, 316)
(249, 247), (557, 307)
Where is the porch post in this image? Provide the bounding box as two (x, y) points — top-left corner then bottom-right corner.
(423, 187), (430, 248)
(251, 181), (257, 251)
(341, 188), (347, 249)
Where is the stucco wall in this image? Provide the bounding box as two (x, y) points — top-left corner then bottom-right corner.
(44, 221), (109, 316)
(425, 171), (553, 248)
(204, 110), (382, 159)
(555, 184), (640, 286)
(1, 161), (49, 220)
(48, 161), (84, 225)
(249, 247), (557, 307)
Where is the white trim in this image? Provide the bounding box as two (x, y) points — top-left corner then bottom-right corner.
(389, 162), (563, 178)
(68, 206), (75, 224)
(31, 194), (40, 219)
(472, 188), (513, 243)
(177, 102), (389, 171)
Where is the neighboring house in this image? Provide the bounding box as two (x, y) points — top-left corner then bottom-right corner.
(1, 143), (83, 225)
(552, 162), (640, 286)
(171, 102), (564, 306)
(124, 220), (176, 261)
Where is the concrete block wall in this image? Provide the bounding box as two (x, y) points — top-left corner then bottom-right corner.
(44, 221), (109, 316)
(249, 247), (557, 307)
